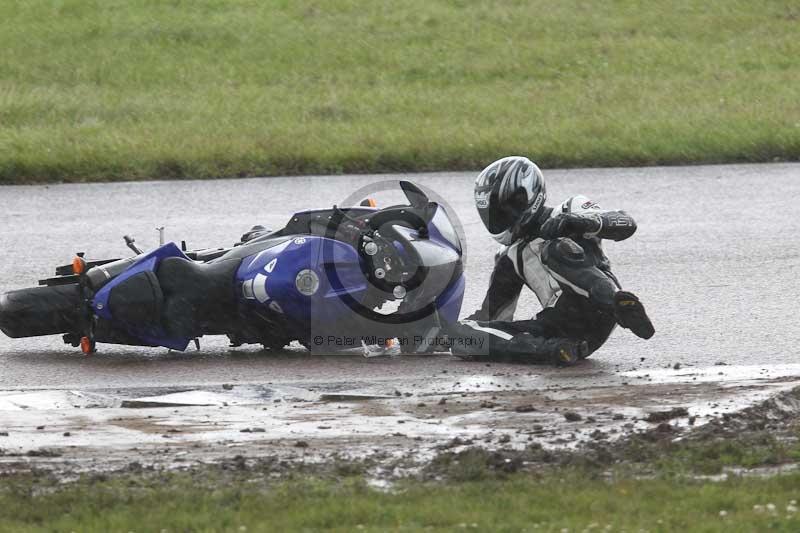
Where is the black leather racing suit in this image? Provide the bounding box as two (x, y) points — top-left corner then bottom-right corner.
(448, 195), (638, 362)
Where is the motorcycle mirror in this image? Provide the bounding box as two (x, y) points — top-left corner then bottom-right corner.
(399, 181), (428, 209)
(123, 235), (143, 255)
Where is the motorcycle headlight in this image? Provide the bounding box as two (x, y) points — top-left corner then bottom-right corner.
(295, 269), (320, 296)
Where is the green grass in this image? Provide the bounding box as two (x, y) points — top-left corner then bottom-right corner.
(4, 428), (800, 531)
(2, 472), (800, 532)
(1, 0), (799, 183)
(656, 434), (799, 475)
(424, 423), (800, 480)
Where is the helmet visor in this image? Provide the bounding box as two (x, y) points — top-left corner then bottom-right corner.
(476, 185), (529, 235)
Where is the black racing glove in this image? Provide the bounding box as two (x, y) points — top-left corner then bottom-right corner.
(540, 213), (601, 240)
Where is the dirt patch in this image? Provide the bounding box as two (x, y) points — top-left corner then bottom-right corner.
(646, 407), (689, 422)
(1, 371), (799, 482)
(108, 417), (207, 435)
(350, 402), (397, 418)
(423, 386), (800, 480)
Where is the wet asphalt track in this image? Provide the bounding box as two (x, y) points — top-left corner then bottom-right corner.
(0, 163), (798, 390)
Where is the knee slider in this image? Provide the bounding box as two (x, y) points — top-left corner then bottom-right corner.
(592, 282), (616, 309)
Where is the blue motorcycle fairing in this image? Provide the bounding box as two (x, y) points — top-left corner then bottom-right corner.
(427, 205), (462, 254)
(236, 236), (369, 329)
(395, 205), (465, 325)
(382, 205), (460, 260)
(92, 242), (192, 351)
(435, 273), (465, 324)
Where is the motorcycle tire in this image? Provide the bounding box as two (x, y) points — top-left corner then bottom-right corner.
(0, 284), (81, 338)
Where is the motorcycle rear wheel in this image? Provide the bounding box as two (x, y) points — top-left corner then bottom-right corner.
(0, 284), (81, 338)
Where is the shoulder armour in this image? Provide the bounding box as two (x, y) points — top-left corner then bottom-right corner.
(560, 195), (603, 215)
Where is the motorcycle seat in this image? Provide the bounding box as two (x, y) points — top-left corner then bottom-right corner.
(157, 257), (239, 338)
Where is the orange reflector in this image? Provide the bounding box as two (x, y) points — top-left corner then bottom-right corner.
(72, 257), (85, 275)
(366, 198), (377, 208)
(80, 337), (93, 355)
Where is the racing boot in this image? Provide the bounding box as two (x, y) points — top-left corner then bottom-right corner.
(613, 291), (655, 339)
(550, 338), (590, 366)
(507, 333), (589, 366)
(447, 320), (588, 366)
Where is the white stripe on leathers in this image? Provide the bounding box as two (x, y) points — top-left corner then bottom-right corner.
(460, 320), (514, 341)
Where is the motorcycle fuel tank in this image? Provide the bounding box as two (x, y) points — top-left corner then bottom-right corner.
(236, 236), (368, 332)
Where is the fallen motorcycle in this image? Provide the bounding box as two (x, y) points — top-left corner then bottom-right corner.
(0, 181), (464, 354)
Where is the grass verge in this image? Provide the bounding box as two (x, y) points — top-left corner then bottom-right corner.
(1, 470), (800, 532)
(1, 0), (799, 184)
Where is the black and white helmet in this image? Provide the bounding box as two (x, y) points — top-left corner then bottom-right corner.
(474, 156), (547, 245)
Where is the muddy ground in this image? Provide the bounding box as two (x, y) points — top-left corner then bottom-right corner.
(2, 357), (799, 482)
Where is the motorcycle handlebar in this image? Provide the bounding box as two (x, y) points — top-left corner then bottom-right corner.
(365, 206), (432, 237)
